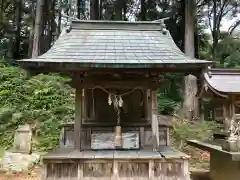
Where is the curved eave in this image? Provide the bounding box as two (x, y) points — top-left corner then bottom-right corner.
(203, 69), (240, 98)
(17, 60), (211, 72)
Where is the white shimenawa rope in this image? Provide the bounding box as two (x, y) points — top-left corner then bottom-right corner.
(91, 86), (144, 124)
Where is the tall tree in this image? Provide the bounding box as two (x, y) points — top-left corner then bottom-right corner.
(114, 0), (124, 20)
(202, 0), (240, 61)
(77, 0), (86, 19)
(183, 0), (199, 120)
(140, 0), (147, 20)
(32, 0), (45, 58)
(13, 0), (22, 59)
(90, 0), (99, 20)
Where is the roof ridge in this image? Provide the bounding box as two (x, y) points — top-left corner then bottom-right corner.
(70, 20), (164, 31)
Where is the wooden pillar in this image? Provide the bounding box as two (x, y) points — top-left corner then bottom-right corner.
(230, 97), (236, 136)
(74, 87), (82, 150)
(223, 96), (236, 137)
(144, 89), (149, 120)
(147, 89), (152, 122)
(223, 102), (231, 135)
(151, 90), (160, 150)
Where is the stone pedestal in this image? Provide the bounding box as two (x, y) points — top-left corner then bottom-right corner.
(188, 140), (240, 180)
(13, 124), (32, 154)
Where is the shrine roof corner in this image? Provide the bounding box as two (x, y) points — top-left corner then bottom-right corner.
(204, 68), (240, 94)
(18, 20), (211, 71)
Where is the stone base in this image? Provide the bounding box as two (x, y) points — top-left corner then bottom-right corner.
(0, 151), (40, 172)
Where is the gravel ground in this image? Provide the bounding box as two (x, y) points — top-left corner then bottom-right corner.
(0, 166), (41, 180)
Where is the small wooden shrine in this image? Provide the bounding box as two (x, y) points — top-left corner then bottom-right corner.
(198, 67), (240, 135)
(189, 67), (240, 180)
(19, 20), (211, 180)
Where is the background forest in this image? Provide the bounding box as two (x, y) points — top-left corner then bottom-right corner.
(0, 0), (240, 152)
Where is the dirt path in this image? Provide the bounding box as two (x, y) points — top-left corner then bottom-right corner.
(0, 166), (41, 180)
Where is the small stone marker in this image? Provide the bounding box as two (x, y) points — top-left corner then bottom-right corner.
(13, 124), (32, 154)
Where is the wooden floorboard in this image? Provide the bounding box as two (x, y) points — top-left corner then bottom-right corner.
(159, 146), (190, 159)
(94, 150), (114, 159)
(69, 149), (84, 159)
(137, 149), (162, 159)
(43, 148), (74, 159)
(82, 150), (96, 159)
(114, 150), (139, 159)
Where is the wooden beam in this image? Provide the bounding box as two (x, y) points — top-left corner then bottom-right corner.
(151, 90), (160, 150)
(74, 87), (82, 150)
(25, 65), (203, 74)
(70, 79), (163, 89)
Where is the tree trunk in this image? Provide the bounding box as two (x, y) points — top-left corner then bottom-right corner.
(77, 0), (86, 19)
(13, 0), (22, 59)
(7, 37), (13, 58)
(140, 0), (146, 21)
(211, 0), (217, 63)
(32, 0), (45, 58)
(180, 0), (185, 51)
(28, 1), (36, 58)
(99, 0), (103, 20)
(114, 0), (123, 20)
(41, 0), (48, 53)
(184, 0), (195, 57)
(183, 0), (199, 120)
(50, 0), (57, 45)
(57, 5), (62, 37)
(123, 0), (127, 20)
(47, 0), (56, 49)
(77, 0), (81, 19)
(90, 0), (99, 20)
(0, 0), (3, 26)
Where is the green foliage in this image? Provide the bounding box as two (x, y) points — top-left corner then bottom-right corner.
(158, 73), (183, 115)
(172, 118), (219, 150)
(171, 118), (220, 169)
(215, 37), (240, 67)
(0, 63), (74, 151)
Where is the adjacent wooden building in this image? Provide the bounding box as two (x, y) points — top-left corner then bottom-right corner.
(19, 20), (211, 180)
(189, 68), (240, 180)
(199, 67), (240, 135)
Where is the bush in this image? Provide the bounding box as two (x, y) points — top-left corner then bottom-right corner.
(172, 119), (219, 149)
(0, 64), (74, 152)
(171, 118), (219, 169)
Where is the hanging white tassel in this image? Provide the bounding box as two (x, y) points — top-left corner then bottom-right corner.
(118, 96), (123, 107)
(108, 94), (112, 105)
(113, 96), (118, 109)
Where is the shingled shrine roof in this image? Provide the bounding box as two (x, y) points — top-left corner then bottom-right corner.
(204, 68), (240, 94)
(19, 20), (211, 70)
